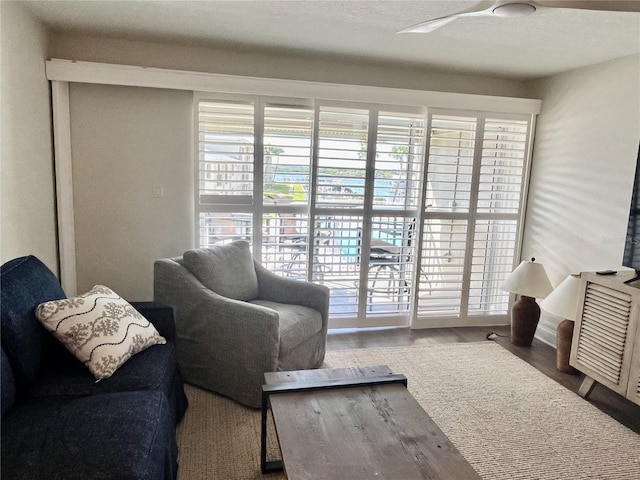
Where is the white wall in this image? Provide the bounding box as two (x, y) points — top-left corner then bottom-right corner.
(523, 54), (640, 345)
(0, 2), (58, 271)
(69, 84), (193, 300)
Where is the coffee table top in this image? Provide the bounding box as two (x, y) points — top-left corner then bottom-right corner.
(264, 365), (480, 480)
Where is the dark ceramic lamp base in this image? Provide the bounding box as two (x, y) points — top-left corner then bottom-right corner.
(510, 295), (540, 347)
(556, 319), (579, 374)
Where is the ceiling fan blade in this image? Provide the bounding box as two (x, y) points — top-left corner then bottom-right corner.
(398, 3), (494, 34)
(535, 1), (640, 12)
(398, 15), (460, 34)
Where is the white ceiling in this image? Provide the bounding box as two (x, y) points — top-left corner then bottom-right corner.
(22, 0), (640, 80)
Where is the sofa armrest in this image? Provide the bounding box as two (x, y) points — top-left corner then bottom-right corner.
(130, 301), (177, 343)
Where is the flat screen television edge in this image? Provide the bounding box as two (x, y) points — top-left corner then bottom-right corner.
(622, 141), (640, 286)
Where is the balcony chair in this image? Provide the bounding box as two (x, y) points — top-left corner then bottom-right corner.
(153, 240), (330, 408)
(367, 220), (432, 301)
(275, 213), (331, 277)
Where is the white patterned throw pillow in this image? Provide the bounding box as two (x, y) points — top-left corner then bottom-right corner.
(36, 285), (166, 380)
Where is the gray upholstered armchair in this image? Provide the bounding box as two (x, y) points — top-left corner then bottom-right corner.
(153, 240), (330, 408)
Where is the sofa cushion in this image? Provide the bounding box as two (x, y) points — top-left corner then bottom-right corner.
(183, 240), (259, 301)
(24, 345), (189, 425)
(1, 391), (176, 480)
(1, 347), (16, 418)
(250, 300), (322, 355)
(26, 343), (174, 399)
(35, 285), (166, 380)
(1, 256), (66, 389)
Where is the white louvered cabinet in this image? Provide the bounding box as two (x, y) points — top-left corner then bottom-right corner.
(569, 272), (640, 405)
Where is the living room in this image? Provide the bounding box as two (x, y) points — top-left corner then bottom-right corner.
(2, 1), (640, 479)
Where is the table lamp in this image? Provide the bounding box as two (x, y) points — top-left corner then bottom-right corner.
(539, 274), (581, 374)
(500, 258), (553, 346)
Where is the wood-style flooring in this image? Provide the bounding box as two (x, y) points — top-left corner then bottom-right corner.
(326, 325), (640, 434)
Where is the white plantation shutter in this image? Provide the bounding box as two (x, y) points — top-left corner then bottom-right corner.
(261, 104), (314, 277)
(468, 219), (517, 315)
(312, 106), (369, 316)
(313, 106), (428, 321)
(416, 112), (531, 324)
(417, 113), (476, 318)
(467, 118), (528, 315)
(314, 214), (363, 317)
(198, 100), (255, 247)
(417, 218), (468, 316)
(373, 111), (424, 209)
(424, 115), (476, 213)
(263, 104), (313, 206)
(477, 118), (528, 214)
(315, 106), (369, 209)
(198, 100), (255, 200)
(368, 111), (425, 314)
(196, 96), (534, 328)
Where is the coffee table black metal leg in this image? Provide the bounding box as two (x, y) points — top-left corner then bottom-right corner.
(261, 390), (284, 474)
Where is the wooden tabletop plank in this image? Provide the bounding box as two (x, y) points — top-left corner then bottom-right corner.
(264, 365), (393, 385)
(266, 367), (480, 480)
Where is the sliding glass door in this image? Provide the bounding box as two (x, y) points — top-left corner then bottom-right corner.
(196, 94), (532, 329)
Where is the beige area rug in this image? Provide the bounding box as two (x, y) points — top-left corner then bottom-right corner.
(176, 342), (640, 479)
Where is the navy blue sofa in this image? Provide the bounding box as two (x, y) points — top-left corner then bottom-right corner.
(1, 256), (188, 480)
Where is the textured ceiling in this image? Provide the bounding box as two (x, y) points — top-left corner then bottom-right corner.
(22, 0), (640, 80)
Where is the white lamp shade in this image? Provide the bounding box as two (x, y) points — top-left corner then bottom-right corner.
(539, 275), (582, 320)
(500, 259), (553, 299)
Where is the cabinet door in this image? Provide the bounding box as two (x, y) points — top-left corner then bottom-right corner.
(571, 282), (635, 396)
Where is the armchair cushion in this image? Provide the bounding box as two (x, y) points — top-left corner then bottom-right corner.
(183, 241), (259, 301)
(250, 300), (323, 356)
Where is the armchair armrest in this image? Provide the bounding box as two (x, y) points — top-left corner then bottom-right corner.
(254, 260), (330, 331)
(130, 301), (177, 343)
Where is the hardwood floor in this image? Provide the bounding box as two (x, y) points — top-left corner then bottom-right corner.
(326, 325), (640, 434)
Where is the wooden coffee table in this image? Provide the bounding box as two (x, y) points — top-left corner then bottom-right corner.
(261, 365), (480, 479)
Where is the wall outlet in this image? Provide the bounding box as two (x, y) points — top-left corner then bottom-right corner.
(152, 184), (163, 199)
